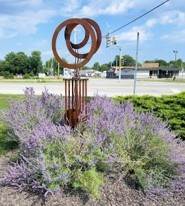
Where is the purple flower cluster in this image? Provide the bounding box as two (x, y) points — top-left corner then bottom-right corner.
(1, 92), (185, 199)
(0, 160), (49, 195)
(22, 119), (71, 156)
(87, 96), (185, 197)
(87, 96), (176, 146)
(0, 88), (65, 143)
(87, 96), (136, 144)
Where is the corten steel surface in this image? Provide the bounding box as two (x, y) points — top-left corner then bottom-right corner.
(52, 18), (102, 69)
(52, 18), (102, 128)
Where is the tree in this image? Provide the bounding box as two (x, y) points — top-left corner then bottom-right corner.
(169, 59), (183, 69)
(4, 52), (30, 75)
(29, 51), (43, 75)
(82, 66), (91, 70)
(45, 58), (65, 75)
(92, 62), (101, 71)
(112, 55), (136, 67)
(99, 64), (110, 72)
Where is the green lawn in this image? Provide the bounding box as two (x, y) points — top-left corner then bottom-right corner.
(0, 122), (18, 156)
(0, 94), (21, 155)
(0, 94), (23, 109)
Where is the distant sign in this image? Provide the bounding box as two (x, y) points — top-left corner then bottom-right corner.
(142, 63), (159, 68)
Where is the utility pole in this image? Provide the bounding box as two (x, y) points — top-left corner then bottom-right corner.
(119, 47), (122, 81)
(133, 32), (140, 95)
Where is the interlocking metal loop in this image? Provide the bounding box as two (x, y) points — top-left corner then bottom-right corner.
(52, 18), (102, 69)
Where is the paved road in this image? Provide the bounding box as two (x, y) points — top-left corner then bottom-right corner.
(0, 79), (185, 97)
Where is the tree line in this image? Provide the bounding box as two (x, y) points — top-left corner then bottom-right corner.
(0, 51), (43, 78)
(0, 51), (184, 78)
(91, 55), (185, 72)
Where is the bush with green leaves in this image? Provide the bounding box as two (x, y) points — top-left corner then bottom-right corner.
(109, 127), (176, 190)
(1, 90), (185, 200)
(23, 73), (34, 79)
(115, 92), (185, 140)
(3, 71), (14, 79)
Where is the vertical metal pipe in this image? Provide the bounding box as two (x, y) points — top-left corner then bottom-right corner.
(75, 79), (78, 112)
(85, 79), (87, 114)
(72, 79), (74, 109)
(65, 79), (67, 111)
(82, 79), (84, 111)
(68, 79), (70, 110)
(79, 79), (81, 112)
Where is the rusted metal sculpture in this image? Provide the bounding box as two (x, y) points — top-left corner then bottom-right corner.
(52, 18), (102, 128)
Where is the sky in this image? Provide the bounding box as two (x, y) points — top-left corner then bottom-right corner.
(0, 0), (185, 66)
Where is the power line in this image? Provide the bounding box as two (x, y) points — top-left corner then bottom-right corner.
(108, 0), (170, 35)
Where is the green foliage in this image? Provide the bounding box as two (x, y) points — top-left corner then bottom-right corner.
(0, 51), (43, 76)
(23, 73), (34, 79)
(0, 123), (18, 155)
(112, 54), (136, 67)
(0, 94), (23, 110)
(29, 51), (43, 75)
(92, 62), (110, 72)
(73, 168), (104, 199)
(109, 127), (176, 189)
(45, 58), (64, 75)
(114, 92), (185, 140)
(42, 132), (105, 198)
(3, 71), (14, 79)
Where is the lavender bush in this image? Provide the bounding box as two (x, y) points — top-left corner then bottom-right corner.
(0, 88), (64, 143)
(87, 96), (185, 197)
(1, 91), (185, 200)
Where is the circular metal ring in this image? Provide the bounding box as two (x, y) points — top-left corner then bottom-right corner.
(52, 18), (102, 69)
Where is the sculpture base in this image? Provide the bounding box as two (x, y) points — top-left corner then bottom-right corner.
(64, 77), (88, 128)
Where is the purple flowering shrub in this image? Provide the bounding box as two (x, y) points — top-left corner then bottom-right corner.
(1, 125), (104, 197)
(0, 88), (64, 143)
(87, 96), (185, 195)
(1, 92), (185, 199)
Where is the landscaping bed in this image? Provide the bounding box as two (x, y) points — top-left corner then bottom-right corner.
(0, 156), (185, 206)
(0, 90), (185, 205)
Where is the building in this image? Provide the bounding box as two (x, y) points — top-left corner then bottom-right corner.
(108, 63), (181, 79)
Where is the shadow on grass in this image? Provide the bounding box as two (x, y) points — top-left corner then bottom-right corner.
(0, 123), (18, 156)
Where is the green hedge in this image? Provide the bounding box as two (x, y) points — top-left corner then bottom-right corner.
(114, 92), (185, 140)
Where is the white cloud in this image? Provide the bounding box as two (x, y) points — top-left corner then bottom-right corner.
(117, 16), (157, 43)
(141, 10), (185, 28)
(62, 0), (81, 13)
(61, 0), (135, 17)
(0, 0), (57, 39)
(145, 19), (157, 28)
(0, 0), (43, 6)
(160, 10), (185, 25)
(118, 26), (151, 42)
(161, 29), (185, 43)
(117, 9), (185, 43)
(0, 8), (57, 39)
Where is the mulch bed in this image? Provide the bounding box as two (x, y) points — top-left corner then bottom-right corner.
(0, 154), (185, 206)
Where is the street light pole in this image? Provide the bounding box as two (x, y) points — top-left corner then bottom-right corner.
(173, 50), (178, 62)
(133, 32), (140, 95)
